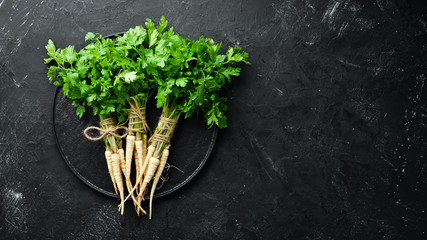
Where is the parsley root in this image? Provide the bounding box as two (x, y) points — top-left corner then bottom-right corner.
(125, 144), (155, 203)
(125, 135), (135, 179)
(119, 148), (126, 174)
(149, 146), (169, 219)
(137, 144), (155, 215)
(124, 135), (137, 204)
(112, 152), (125, 214)
(105, 149), (117, 194)
(139, 156), (160, 205)
(134, 147), (140, 193)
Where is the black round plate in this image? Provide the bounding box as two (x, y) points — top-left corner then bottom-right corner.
(53, 87), (217, 198)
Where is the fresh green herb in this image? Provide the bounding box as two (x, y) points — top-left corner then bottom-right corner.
(45, 17), (250, 217)
(45, 34), (129, 123)
(125, 17), (250, 216)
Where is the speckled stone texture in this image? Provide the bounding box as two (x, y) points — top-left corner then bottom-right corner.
(0, 0), (426, 239)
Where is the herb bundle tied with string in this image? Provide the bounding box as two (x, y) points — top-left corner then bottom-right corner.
(45, 16), (249, 218)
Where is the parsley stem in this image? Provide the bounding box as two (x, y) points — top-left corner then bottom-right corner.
(153, 98), (181, 158)
(100, 114), (118, 153)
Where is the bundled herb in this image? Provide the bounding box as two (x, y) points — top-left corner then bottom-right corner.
(110, 19), (172, 210)
(45, 16), (250, 218)
(123, 18), (250, 218)
(45, 33), (133, 213)
(112, 25), (153, 208)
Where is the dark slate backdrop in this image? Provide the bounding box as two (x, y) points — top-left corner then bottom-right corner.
(1, 0), (426, 239)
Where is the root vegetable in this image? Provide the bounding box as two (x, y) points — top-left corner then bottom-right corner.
(124, 135), (137, 205)
(134, 147), (140, 193)
(125, 135), (135, 178)
(149, 147), (169, 219)
(135, 139), (144, 180)
(137, 156), (160, 215)
(112, 153), (125, 215)
(137, 144), (155, 215)
(119, 148), (126, 174)
(105, 149), (117, 194)
(124, 144), (155, 202)
(142, 134), (147, 173)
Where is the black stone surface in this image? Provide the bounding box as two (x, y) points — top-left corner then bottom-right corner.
(0, 0), (426, 239)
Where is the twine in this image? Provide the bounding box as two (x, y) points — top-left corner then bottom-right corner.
(128, 97), (151, 135)
(149, 115), (178, 144)
(83, 118), (128, 141)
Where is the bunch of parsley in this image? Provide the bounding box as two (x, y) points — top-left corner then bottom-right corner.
(45, 32), (132, 152)
(45, 17), (249, 204)
(141, 19), (250, 158)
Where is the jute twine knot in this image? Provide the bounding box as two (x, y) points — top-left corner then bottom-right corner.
(84, 118), (128, 141)
(149, 115), (178, 144)
(128, 97), (151, 135)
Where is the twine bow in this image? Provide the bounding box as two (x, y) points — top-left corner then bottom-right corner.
(83, 118), (128, 141)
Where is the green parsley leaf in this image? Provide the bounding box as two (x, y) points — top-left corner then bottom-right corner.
(76, 105), (85, 118)
(85, 32), (96, 41)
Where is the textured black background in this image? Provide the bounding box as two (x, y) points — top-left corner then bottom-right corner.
(1, 0), (426, 239)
